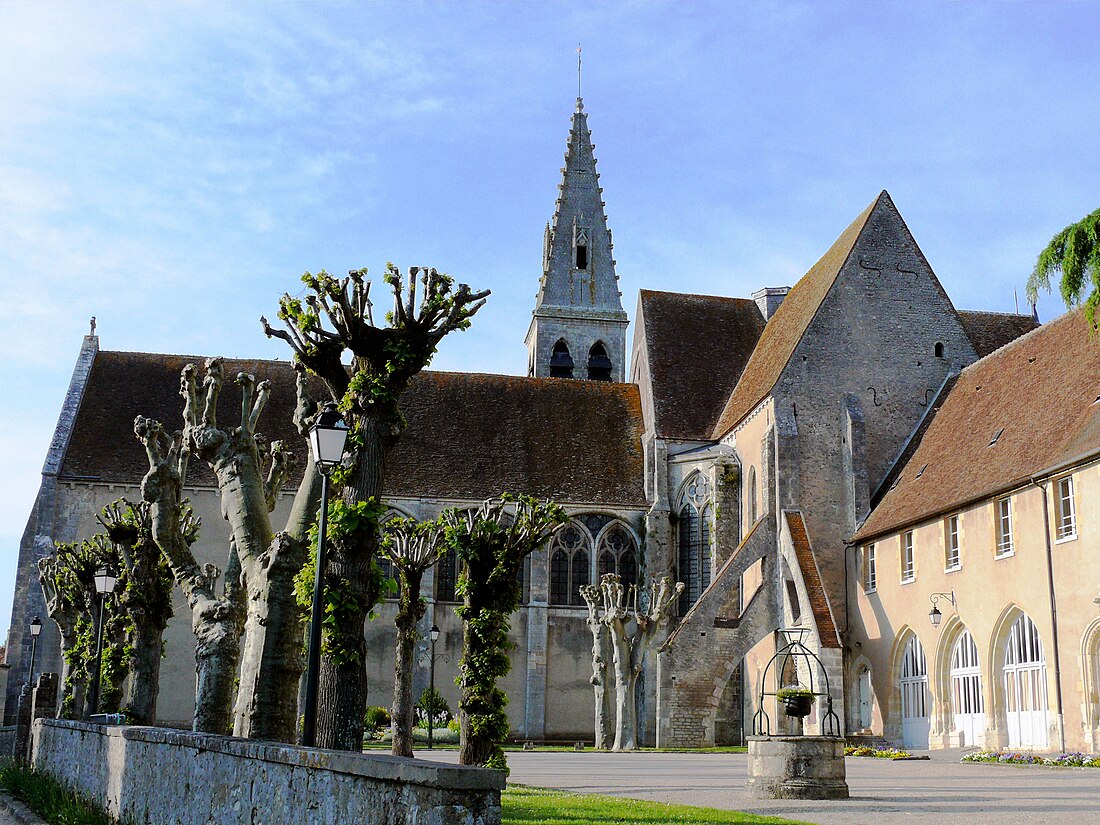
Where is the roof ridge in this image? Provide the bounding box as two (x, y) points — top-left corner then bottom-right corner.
(955, 307), (1068, 378)
(709, 193), (884, 439)
(641, 288), (757, 304)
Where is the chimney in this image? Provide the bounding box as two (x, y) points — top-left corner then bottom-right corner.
(752, 287), (791, 322)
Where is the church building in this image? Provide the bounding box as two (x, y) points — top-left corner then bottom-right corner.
(8, 96), (1099, 754)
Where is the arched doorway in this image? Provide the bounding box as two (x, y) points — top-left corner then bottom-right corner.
(858, 666), (873, 731)
(900, 635), (929, 748)
(1003, 613), (1048, 749)
(949, 630), (985, 747)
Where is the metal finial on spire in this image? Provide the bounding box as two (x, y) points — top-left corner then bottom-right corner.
(576, 44), (583, 109)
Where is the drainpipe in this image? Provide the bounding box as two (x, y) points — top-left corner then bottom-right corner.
(1032, 475), (1066, 753)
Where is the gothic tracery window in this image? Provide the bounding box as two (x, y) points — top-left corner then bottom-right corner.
(596, 521), (638, 586)
(677, 473), (713, 616)
(549, 521), (591, 606)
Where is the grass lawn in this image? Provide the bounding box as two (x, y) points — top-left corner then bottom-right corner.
(502, 786), (810, 824)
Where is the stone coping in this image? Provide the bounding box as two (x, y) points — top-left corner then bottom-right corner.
(747, 735), (845, 742)
(37, 719), (505, 791)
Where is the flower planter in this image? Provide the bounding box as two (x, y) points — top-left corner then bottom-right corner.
(779, 694), (814, 718)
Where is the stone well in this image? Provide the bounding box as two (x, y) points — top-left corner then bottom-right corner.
(746, 735), (848, 799)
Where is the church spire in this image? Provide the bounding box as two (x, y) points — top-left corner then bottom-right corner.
(526, 93), (628, 382)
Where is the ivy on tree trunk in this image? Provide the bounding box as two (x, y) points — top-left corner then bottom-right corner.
(379, 516), (446, 758)
(443, 496), (567, 771)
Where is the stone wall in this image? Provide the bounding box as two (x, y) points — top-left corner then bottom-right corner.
(33, 719), (503, 825)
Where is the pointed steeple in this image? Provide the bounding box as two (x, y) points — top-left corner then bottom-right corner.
(526, 98), (628, 382)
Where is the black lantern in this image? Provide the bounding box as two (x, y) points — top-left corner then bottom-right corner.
(928, 591), (956, 627)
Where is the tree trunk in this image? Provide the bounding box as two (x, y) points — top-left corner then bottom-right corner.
(125, 619), (163, 724)
(314, 415), (390, 752)
(607, 617), (638, 751)
(391, 568), (425, 758)
(585, 612), (613, 749)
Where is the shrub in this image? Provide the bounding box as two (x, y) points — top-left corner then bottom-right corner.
(447, 717), (460, 733)
(364, 705), (391, 732)
(415, 687), (452, 726)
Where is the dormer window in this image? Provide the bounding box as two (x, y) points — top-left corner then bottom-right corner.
(549, 340), (574, 378)
(587, 342), (612, 381)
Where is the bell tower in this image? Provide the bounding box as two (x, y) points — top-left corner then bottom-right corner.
(525, 96), (628, 382)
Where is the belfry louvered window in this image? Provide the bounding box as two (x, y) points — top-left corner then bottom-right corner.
(549, 339), (574, 378)
(587, 342), (613, 381)
(549, 522), (591, 606)
(677, 473), (713, 616)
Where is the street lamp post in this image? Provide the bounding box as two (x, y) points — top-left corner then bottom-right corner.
(301, 405), (349, 748)
(27, 616), (42, 689)
(428, 625), (440, 750)
(87, 567), (118, 718)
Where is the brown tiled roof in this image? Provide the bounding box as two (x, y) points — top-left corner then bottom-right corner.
(639, 290), (765, 440)
(711, 193), (882, 438)
(785, 511), (841, 648)
(957, 310), (1040, 358)
(855, 309), (1099, 542)
(61, 352), (647, 506)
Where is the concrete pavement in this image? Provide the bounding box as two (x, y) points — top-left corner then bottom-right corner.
(418, 748), (1100, 825)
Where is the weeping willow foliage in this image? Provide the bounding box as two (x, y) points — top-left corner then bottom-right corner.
(1026, 207), (1100, 329)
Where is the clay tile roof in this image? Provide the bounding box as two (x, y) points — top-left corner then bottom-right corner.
(711, 193), (884, 439)
(785, 511), (841, 648)
(855, 309), (1100, 542)
(639, 290), (765, 440)
(957, 310), (1040, 358)
(61, 352), (647, 506)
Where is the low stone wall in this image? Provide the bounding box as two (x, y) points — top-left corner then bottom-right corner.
(32, 719), (503, 825)
(0, 725), (15, 757)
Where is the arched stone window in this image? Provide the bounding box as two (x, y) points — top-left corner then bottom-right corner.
(747, 466), (758, 528)
(596, 521), (638, 586)
(549, 521), (591, 606)
(436, 546), (459, 602)
(549, 339), (574, 378)
(676, 473), (713, 616)
(587, 342), (613, 381)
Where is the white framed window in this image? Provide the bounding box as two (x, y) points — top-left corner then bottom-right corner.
(901, 531), (915, 583)
(1056, 476), (1077, 541)
(862, 544), (877, 593)
(996, 498), (1014, 556)
(945, 515), (960, 570)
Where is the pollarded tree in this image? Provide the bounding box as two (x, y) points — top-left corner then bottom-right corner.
(95, 500), (175, 724)
(179, 358), (323, 742)
(578, 582), (613, 750)
(442, 496), (567, 770)
(138, 357), (323, 741)
(378, 516), (447, 757)
(599, 573), (683, 751)
(136, 415), (245, 734)
(39, 532), (132, 718)
(1026, 207), (1100, 327)
(263, 265), (488, 751)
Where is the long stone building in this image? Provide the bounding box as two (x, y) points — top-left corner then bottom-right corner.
(8, 95), (1098, 753)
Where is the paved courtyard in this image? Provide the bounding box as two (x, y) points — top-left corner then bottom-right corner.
(420, 748), (1100, 825)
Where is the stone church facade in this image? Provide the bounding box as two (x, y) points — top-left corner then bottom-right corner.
(8, 97), (1099, 752)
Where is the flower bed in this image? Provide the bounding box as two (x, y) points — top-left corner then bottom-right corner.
(962, 751), (1100, 767)
(844, 745), (914, 759)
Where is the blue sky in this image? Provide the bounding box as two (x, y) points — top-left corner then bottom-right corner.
(1, 1), (1097, 633)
